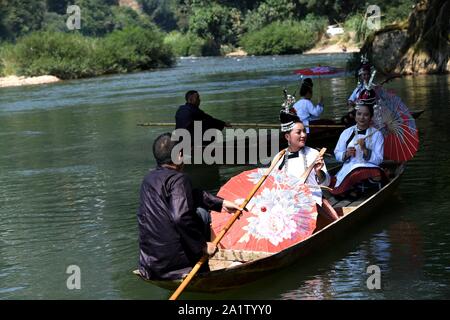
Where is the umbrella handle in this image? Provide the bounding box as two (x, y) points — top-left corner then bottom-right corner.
(299, 148), (327, 184)
(169, 149), (287, 300)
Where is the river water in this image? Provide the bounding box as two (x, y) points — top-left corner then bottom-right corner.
(0, 54), (449, 299)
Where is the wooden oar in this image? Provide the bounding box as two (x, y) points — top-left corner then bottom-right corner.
(137, 122), (345, 129)
(168, 148), (287, 300)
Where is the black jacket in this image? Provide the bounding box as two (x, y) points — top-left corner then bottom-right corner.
(175, 103), (226, 138)
(138, 166), (223, 280)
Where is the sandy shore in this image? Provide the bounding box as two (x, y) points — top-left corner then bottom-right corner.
(226, 48), (248, 57)
(304, 43), (360, 55)
(225, 43), (359, 57)
(0, 75), (61, 88)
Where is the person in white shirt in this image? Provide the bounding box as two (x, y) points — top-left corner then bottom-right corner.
(292, 78), (324, 134)
(271, 111), (339, 222)
(332, 91), (385, 197)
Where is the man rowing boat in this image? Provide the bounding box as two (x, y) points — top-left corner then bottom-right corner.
(137, 133), (239, 280)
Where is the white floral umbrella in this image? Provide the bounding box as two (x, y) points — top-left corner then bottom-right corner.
(211, 168), (318, 253)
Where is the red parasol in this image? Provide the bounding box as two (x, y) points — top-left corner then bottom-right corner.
(211, 168), (318, 253)
(294, 65), (344, 76)
(373, 87), (419, 162)
(294, 65), (344, 96)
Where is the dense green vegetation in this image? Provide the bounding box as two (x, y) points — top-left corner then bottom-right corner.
(241, 17), (327, 55)
(0, 0), (417, 78)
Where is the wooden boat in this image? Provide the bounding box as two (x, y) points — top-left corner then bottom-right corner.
(298, 109), (424, 151)
(134, 160), (405, 292)
(177, 110), (423, 166)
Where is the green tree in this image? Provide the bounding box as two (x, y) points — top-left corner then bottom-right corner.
(243, 0), (298, 32)
(0, 0), (46, 40)
(110, 6), (154, 31)
(298, 0), (363, 22)
(74, 0), (116, 36)
(46, 0), (72, 14)
(139, 0), (178, 31)
(189, 3), (243, 46)
(42, 12), (67, 33)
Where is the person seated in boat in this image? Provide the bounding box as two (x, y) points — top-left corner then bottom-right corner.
(292, 78), (324, 134)
(137, 132), (240, 281)
(175, 90), (231, 140)
(332, 90), (387, 198)
(271, 111), (339, 222)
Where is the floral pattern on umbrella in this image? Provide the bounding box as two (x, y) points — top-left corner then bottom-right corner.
(211, 168), (318, 253)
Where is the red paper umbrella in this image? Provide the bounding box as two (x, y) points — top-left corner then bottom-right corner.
(211, 168), (318, 253)
(373, 87), (419, 162)
(294, 65), (344, 76)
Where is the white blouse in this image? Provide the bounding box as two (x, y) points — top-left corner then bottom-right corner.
(333, 125), (384, 187)
(293, 98), (324, 133)
(272, 146), (330, 206)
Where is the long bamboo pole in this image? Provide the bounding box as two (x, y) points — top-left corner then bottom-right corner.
(168, 148), (287, 300)
(137, 122), (345, 129)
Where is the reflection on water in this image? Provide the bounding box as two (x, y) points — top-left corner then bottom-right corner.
(0, 55), (449, 299)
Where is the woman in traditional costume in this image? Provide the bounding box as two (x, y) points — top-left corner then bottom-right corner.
(332, 89), (386, 198)
(271, 110), (339, 221)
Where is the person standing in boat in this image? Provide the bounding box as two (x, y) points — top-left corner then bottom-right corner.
(342, 57), (374, 127)
(332, 89), (386, 197)
(137, 133), (240, 281)
(270, 111), (339, 222)
(292, 78), (324, 134)
(175, 90), (231, 139)
(347, 64), (372, 107)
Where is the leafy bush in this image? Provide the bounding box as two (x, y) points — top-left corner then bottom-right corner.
(164, 31), (205, 56)
(97, 27), (175, 73)
(11, 31), (97, 79)
(0, 27), (175, 79)
(240, 20), (317, 55)
(0, 43), (17, 76)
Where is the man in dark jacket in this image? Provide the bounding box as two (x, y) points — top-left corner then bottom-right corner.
(175, 90), (231, 138)
(138, 133), (239, 280)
